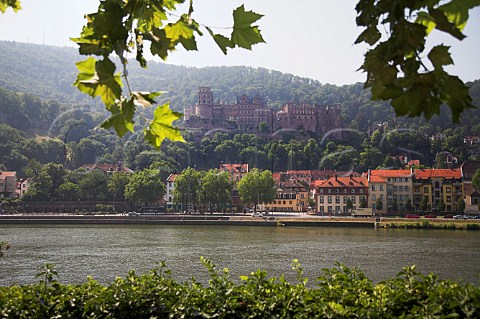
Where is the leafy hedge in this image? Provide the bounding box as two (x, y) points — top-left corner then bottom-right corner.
(0, 259), (478, 318)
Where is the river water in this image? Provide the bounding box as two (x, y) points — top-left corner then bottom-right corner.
(0, 225), (479, 286)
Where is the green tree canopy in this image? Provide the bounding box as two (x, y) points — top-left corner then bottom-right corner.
(237, 168), (276, 213)
(198, 169), (232, 213)
(125, 169), (165, 206)
(472, 169), (480, 191)
(172, 167), (202, 211)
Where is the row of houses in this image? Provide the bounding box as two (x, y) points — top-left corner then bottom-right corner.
(166, 162), (480, 215)
(3, 160), (480, 215)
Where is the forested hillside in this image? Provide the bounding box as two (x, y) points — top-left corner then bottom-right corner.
(1, 41), (480, 178)
(1, 40), (480, 131)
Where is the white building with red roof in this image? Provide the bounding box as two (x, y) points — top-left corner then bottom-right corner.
(314, 175), (368, 215)
(0, 171), (17, 198)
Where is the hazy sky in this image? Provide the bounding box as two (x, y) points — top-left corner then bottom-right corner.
(0, 0), (479, 85)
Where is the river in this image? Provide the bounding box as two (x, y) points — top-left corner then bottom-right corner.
(0, 225), (479, 286)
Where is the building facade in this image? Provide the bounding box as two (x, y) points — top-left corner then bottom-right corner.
(314, 175), (368, 214)
(413, 169), (463, 213)
(263, 181), (309, 212)
(368, 169), (414, 212)
(184, 87), (342, 136)
(0, 171), (17, 198)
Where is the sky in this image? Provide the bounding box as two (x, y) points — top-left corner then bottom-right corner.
(0, 0), (479, 85)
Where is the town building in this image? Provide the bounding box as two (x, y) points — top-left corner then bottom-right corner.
(463, 182), (480, 214)
(184, 87), (342, 137)
(413, 168), (463, 213)
(314, 175), (368, 215)
(165, 173), (179, 211)
(0, 171), (17, 198)
(263, 181), (309, 212)
(15, 178), (30, 198)
(367, 169), (414, 212)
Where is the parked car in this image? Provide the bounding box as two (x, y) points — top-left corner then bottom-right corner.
(424, 214), (436, 218)
(453, 215), (465, 219)
(406, 214), (420, 219)
(443, 214), (454, 219)
(252, 212), (264, 217)
(474, 215), (480, 219)
(128, 211), (140, 216)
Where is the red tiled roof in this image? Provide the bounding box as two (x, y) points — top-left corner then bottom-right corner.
(414, 168), (462, 179)
(369, 169), (412, 178)
(317, 176), (368, 188)
(220, 163), (248, 172)
(0, 171), (16, 177)
(369, 175), (387, 183)
(166, 174), (178, 182)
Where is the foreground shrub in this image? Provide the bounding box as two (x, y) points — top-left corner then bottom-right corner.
(0, 259), (478, 318)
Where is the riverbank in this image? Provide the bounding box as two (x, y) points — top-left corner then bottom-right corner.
(1, 214), (479, 229)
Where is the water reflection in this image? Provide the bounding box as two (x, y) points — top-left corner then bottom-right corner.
(0, 225), (479, 286)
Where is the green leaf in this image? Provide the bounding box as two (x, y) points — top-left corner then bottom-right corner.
(146, 29), (175, 60)
(438, 0), (480, 32)
(144, 103), (185, 148)
(429, 8), (465, 40)
(355, 26), (381, 45)
(0, 0), (21, 13)
(101, 98), (135, 137)
(165, 19), (194, 42)
(415, 12), (436, 35)
(206, 27), (233, 54)
(428, 45), (453, 69)
(131, 91), (163, 107)
(231, 5), (265, 50)
(73, 57), (123, 107)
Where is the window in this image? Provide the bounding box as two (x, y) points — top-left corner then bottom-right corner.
(343, 189), (348, 194)
(379, 185), (384, 191)
(335, 196), (340, 204)
(446, 196), (451, 202)
(328, 206), (333, 212)
(289, 201), (292, 205)
(343, 197), (348, 203)
(319, 196), (324, 203)
(372, 194), (376, 200)
(359, 189), (364, 194)
(351, 189), (356, 194)
(380, 194), (384, 200)
(320, 189), (324, 194)
(335, 189), (339, 194)
(335, 206), (341, 212)
(320, 206), (324, 213)
(352, 197), (356, 203)
(328, 196), (332, 203)
(328, 189), (332, 194)
(404, 186), (409, 192)
(446, 187), (451, 193)
(424, 187), (429, 193)
(371, 185), (376, 191)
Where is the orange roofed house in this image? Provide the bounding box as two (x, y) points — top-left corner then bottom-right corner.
(367, 169), (414, 213)
(413, 168), (463, 213)
(314, 175), (368, 215)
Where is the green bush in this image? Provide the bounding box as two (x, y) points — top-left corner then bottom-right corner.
(95, 204), (114, 213)
(0, 260), (478, 318)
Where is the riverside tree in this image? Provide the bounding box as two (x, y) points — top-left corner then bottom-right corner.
(125, 169), (165, 207)
(237, 168), (275, 213)
(2, 1), (479, 148)
(198, 169), (232, 213)
(173, 167), (202, 212)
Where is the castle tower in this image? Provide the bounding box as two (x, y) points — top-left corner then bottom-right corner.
(195, 87), (213, 118)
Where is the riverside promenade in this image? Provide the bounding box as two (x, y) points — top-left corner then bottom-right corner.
(0, 214), (376, 228)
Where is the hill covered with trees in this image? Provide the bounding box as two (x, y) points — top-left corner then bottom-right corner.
(1, 41), (480, 178)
